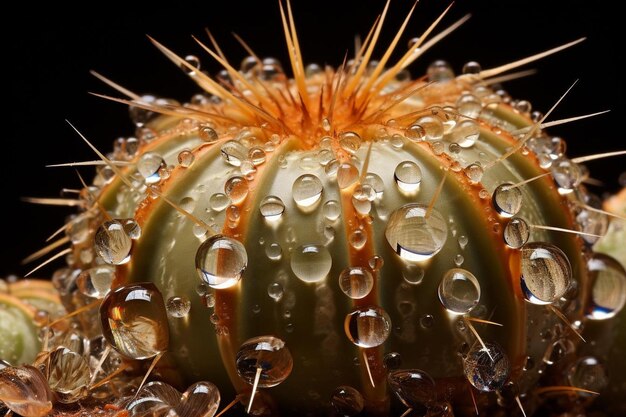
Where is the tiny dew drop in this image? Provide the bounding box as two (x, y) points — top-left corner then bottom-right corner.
(209, 193), (230, 212)
(462, 61), (482, 75)
(220, 140), (248, 167)
(464, 163), (483, 183)
(438, 268), (481, 314)
(199, 125), (219, 142)
(99, 283), (169, 359)
(291, 244), (332, 283)
(183, 54), (201, 74)
(323, 200), (341, 221)
(265, 242), (283, 261)
(349, 229), (367, 249)
(383, 352), (402, 370)
(452, 119), (480, 148)
(394, 161), (422, 193)
(503, 217), (530, 249)
(259, 195), (285, 221)
(338, 267), (374, 299)
(520, 242), (571, 305)
(267, 282), (284, 301)
(235, 336), (293, 388)
(195, 234), (248, 289)
(385, 204), (448, 262)
(463, 342), (510, 392)
(414, 116), (444, 141)
(76, 266), (115, 299)
(177, 149), (195, 168)
(402, 263), (424, 285)
(224, 176), (249, 204)
(337, 163), (359, 189)
(585, 253), (626, 320)
(292, 174), (323, 209)
(339, 131), (362, 154)
(166, 296), (191, 318)
(493, 183), (523, 218)
(330, 386), (364, 416)
(94, 220), (132, 265)
(137, 152), (165, 184)
(344, 306), (391, 348)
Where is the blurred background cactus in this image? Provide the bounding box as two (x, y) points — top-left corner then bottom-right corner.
(3, 1), (625, 416)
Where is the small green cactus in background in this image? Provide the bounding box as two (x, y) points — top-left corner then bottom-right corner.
(2, 2), (625, 416)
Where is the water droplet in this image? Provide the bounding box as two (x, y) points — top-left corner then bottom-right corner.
(267, 282), (284, 301)
(585, 253), (626, 320)
(567, 356), (608, 394)
(339, 132), (361, 154)
(456, 94), (482, 118)
(47, 347), (91, 403)
(543, 338), (574, 366)
(337, 163), (359, 189)
(438, 268), (481, 314)
(452, 120), (480, 148)
(236, 336), (293, 387)
(520, 242), (571, 305)
(385, 204), (448, 262)
(402, 264), (425, 285)
(493, 183), (523, 218)
(330, 386), (364, 416)
(209, 193), (230, 212)
(454, 254), (464, 266)
(462, 61), (481, 74)
(394, 161), (422, 193)
(338, 267), (374, 299)
(503, 217), (530, 249)
(292, 174), (323, 209)
(76, 265), (115, 299)
(323, 200), (341, 221)
(414, 116), (444, 141)
(388, 369), (435, 411)
(515, 100), (532, 114)
(122, 218), (142, 240)
(407, 123), (426, 141)
(552, 159), (582, 193)
(0, 365), (53, 416)
(224, 176), (249, 204)
(325, 159), (339, 177)
(137, 152), (165, 184)
(182, 54), (201, 75)
(127, 380), (221, 417)
(427, 60), (454, 82)
(178, 149), (195, 167)
(94, 220), (132, 265)
(383, 352), (402, 370)
(420, 314), (434, 329)
(199, 125), (219, 142)
(368, 255), (384, 271)
(196, 235), (247, 289)
(364, 173), (384, 198)
(344, 306), (391, 348)
(290, 244), (332, 283)
(99, 282), (169, 359)
(349, 229), (367, 249)
(463, 342), (510, 392)
(265, 242), (283, 261)
(166, 296), (191, 318)
(458, 235), (468, 249)
(220, 140), (248, 167)
(464, 163), (483, 183)
(259, 195), (285, 221)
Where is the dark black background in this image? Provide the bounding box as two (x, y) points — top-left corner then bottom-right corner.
(4, 0), (622, 277)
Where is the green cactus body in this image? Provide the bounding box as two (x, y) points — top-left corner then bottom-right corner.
(2, 3), (625, 417)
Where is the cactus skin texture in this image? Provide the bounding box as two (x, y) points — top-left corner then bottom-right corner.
(2, 2), (626, 417)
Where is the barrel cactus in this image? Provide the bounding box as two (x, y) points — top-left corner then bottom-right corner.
(2, 2), (625, 417)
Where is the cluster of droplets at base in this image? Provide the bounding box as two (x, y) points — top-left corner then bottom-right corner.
(1, 49), (625, 417)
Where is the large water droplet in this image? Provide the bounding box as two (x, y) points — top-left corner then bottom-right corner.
(236, 336), (293, 388)
(338, 267), (374, 299)
(339, 132), (361, 154)
(292, 174), (323, 209)
(388, 369), (435, 411)
(290, 244), (332, 283)
(344, 306), (391, 348)
(99, 282), (169, 359)
(451, 120), (480, 148)
(427, 60), (454, 82)
(520, 242), (571, 305)
(47, 347), (91, 403)
(220, 140), (248, 167)
(259, 195), (285, 221)
(438, 268), (481, 314)
(337, 163), (359, 189)
(137, 152), (165, 184)
(493, 183), (523, 218)
(383, 352), (402, 370)
(224, 176), (249, 204)
(330, 386), (364, 416)
(0, 365), (53, 417)
(94, 220), (132, 265)
(503, 217), (530, 249)
(552, 159), (582, 194)
(463, 342), (510, 392)
(196, 235), (248, 289)
(585, 253), (626, 320)
(76, 265), (115, 299)
(414, 116), (443, 141)
(567, 356), (608, 394)
(394, 161), (422, 193)
(385, 204), (448, 262)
